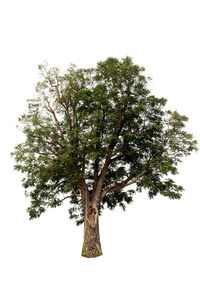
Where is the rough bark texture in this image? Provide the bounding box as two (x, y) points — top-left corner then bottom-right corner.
(81, 205), (103, 258)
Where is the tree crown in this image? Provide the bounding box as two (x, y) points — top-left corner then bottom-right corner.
(12, 57), (198, 224)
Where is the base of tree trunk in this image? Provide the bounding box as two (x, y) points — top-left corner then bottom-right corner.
(81, 239), (103, 258)
(81, 209), (103, 258)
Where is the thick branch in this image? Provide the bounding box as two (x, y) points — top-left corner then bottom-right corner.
(93, 156), (99, 192)
(79, 178), (90, 212)
(101, 170), (148, 200)
(93, 128), (102, 192)
(92, 107), (126, 204)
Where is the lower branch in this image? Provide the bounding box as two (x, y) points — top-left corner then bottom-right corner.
(59, 188), (80, 203)
(101, 170), (148, 200)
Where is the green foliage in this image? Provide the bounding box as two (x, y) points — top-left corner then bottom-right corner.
(11, 57), (198, 223)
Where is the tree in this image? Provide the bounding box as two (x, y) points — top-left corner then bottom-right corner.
(12, 57), (197, 258)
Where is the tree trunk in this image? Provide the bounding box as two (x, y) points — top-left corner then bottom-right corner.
(81, 204), (103, 258)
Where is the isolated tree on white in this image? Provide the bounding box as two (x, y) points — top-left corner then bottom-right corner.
(12, 57), (197, 257)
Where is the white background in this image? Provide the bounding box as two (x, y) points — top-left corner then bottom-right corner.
(1, 0), (200, 288)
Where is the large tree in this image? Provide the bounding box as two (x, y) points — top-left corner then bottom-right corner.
(12, 57), (197, 258)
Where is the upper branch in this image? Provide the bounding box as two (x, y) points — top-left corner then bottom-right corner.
(44, 100), (67, 144)
(43, 67), (73, 131)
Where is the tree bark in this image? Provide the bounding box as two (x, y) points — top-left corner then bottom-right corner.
(81, 204), (103, 258)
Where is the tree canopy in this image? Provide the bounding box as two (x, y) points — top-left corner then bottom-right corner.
(12, 57), (197, 256)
